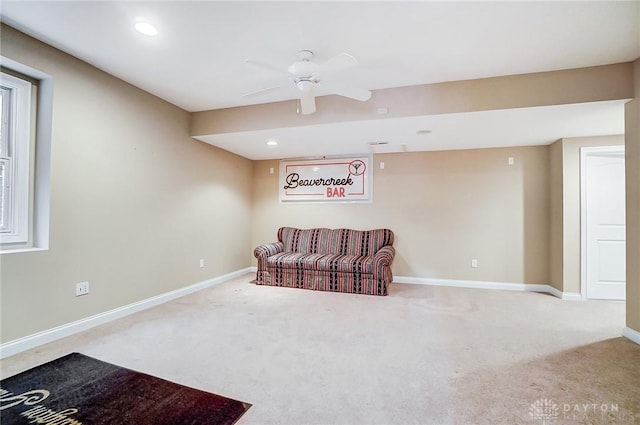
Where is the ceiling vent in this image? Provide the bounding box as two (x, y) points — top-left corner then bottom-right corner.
(368, 142), (407, 153)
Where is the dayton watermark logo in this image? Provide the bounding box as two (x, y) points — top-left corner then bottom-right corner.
(529, 398), (626, 423)
(562, 402), (621, 422)
(529, 398), (559, 424)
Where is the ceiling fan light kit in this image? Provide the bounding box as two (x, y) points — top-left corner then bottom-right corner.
(296, 80), (314, 92)
(245, 50), (372, 115)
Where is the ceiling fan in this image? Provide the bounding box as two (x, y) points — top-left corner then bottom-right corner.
(243, 50), (372, 114)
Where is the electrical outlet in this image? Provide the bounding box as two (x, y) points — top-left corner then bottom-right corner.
(75, 282), (89, 296)
(471, 259), (478, 268)
(199, 259), (205, 268)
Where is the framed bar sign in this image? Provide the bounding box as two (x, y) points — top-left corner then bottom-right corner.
(279, 155), (372, 203)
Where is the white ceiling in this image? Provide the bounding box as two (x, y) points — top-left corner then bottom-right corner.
(1, 1), (638, 160)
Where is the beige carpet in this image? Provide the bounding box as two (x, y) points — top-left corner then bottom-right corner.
(2, 274), (638, 424)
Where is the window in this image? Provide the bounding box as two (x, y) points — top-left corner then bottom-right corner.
(0, 71), (32, 244)
(0, 58), (52, 253)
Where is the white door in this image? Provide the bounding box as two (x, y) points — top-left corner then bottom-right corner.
(585, 149), (626, 300)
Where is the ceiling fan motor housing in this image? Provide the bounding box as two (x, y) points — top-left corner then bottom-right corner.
(288, 61), (319, 80)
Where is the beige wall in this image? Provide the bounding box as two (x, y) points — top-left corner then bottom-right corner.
(0, 26), (253, 343)
(252, 147), (550, 285)
(626, 59), (640, 332)
(549, 135), (625, 294)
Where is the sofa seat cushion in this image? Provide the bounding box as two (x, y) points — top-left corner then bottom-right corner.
(267, 252), (374, 274)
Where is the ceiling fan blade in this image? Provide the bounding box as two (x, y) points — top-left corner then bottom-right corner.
(242, 86), (283, 98)
(318, 53), (359, 75)
(299, 90), (316, 114)
(244, 58), (287, 75)
(319, 82), (372, 102)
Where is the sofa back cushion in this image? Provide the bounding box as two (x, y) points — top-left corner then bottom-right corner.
(278, 227), (394, 256)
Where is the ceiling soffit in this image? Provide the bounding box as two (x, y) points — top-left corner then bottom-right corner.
(191, 62), (635, 138)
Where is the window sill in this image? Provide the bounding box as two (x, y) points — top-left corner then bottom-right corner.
(0, 246), (48, 255)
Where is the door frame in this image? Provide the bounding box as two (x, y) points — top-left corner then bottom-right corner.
(580, 145), (625, 300)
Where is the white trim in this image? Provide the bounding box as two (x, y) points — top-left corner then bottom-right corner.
(543, 286), (582, 300)
(0, 72), (32, 243)
(622, 327), (640, 345)
(560, 292), (583, 301)
(393, 276), (580, 300)
(0, 267), (254, 359)
(0, 246), (47, 255)
(0, 56), (53, 252)
(579, 145), (625, 301)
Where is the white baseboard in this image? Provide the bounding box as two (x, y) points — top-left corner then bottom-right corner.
(544, 285), (563, 299)
(0, 267), (255, 359)
(623, 326), (640, 345)
(560, 292), (583, 301)
(394, 276), (580, 300)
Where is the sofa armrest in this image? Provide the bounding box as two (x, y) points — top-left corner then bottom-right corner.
(373, 245), (395, 282)
(254, 242), (284, 271)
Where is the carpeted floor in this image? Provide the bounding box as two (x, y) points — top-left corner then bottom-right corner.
(2, 274), (638, 424)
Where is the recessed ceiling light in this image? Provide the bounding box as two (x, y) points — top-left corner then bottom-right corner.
(266, 140), (278, 146)
(416, 129), (432, 135)
(135, 20), (158, 36)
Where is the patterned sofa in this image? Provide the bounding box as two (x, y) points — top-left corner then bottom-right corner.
(253, 227), (395, 296)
